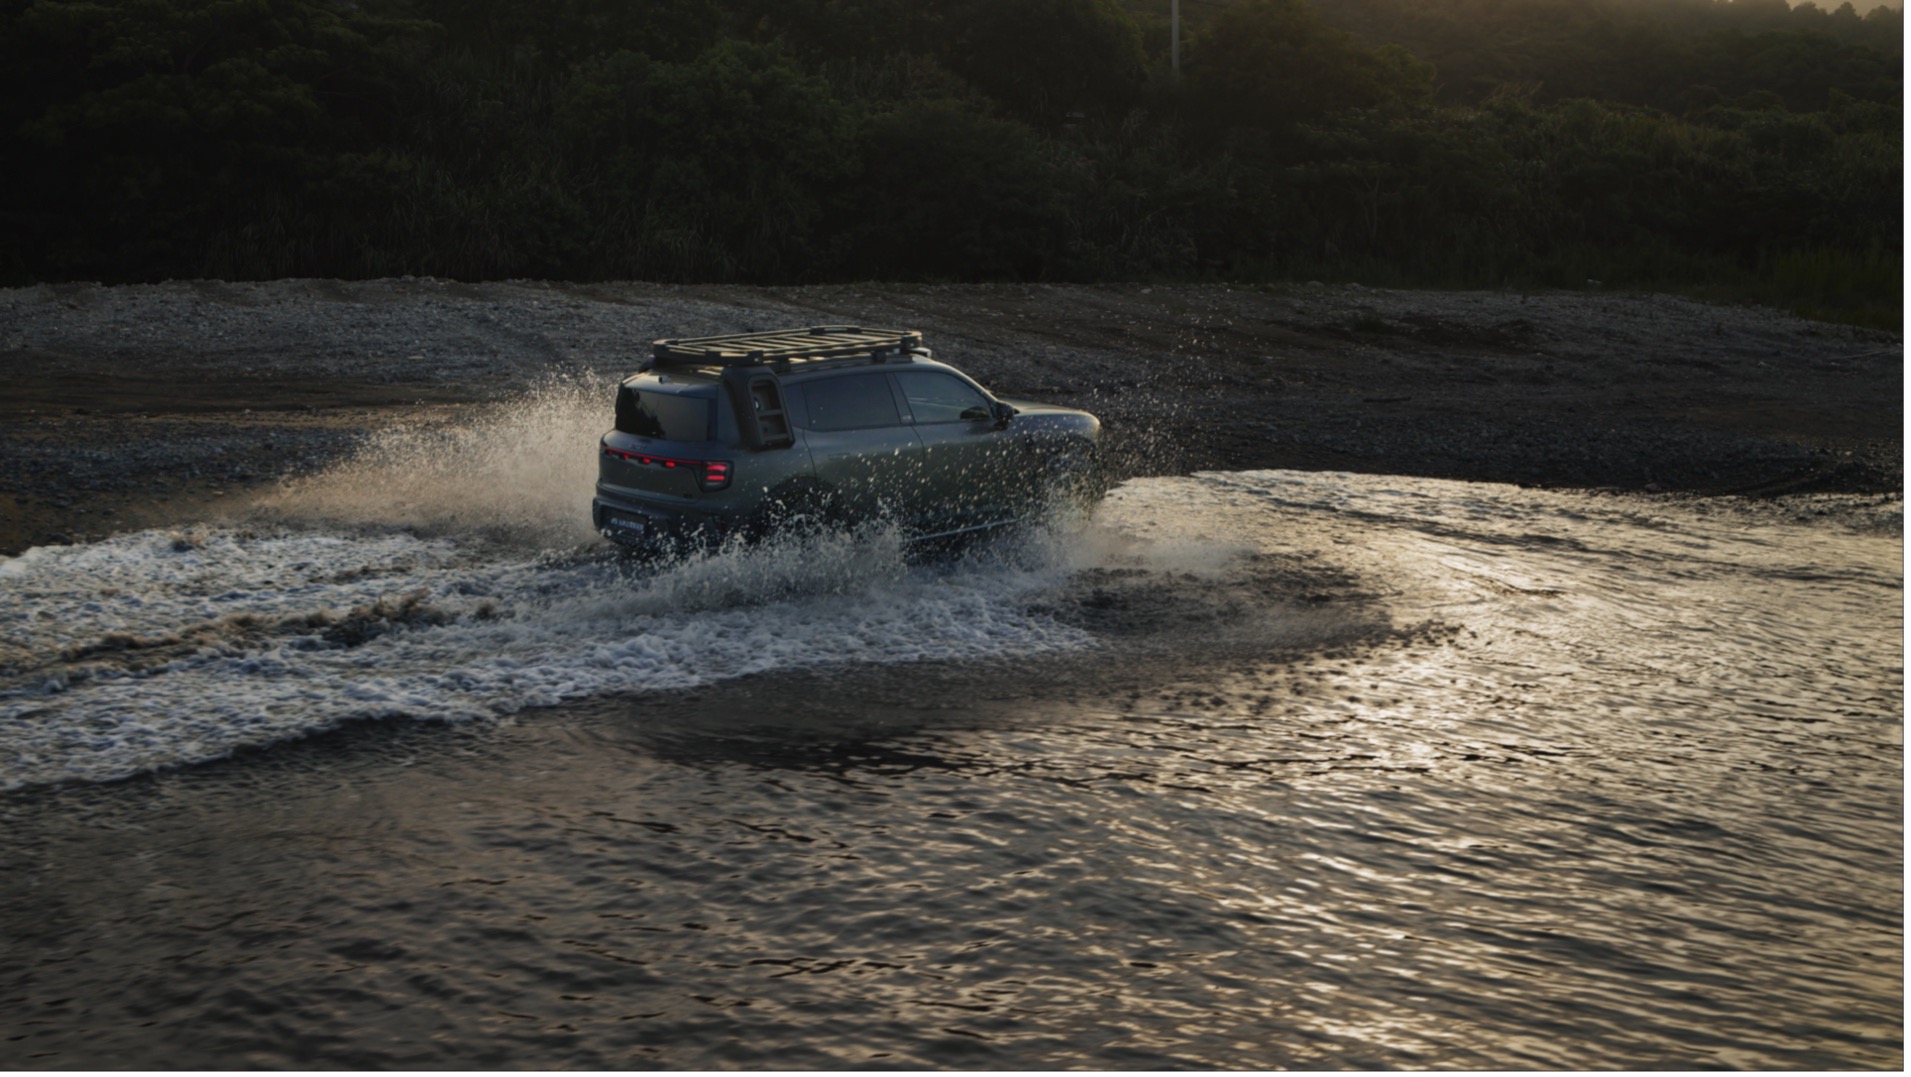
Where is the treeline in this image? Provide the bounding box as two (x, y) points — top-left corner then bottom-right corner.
(0, 0), (1899, 324)
(1128, 0), (1903, 110)
(1316, 0), (1904, 110)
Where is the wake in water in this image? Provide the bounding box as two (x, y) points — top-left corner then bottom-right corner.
(0, 519), (1136, 790)
(5, 377), (1342, 790)
(3, 388), (1900, 1071)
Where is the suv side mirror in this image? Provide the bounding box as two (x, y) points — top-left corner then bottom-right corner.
(990, 402), (1015, 429)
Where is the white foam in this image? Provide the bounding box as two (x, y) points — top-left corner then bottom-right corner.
(0, 525), (1090, 790)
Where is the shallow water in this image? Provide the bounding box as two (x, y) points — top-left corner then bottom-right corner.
(0, 469), (1900, 1068)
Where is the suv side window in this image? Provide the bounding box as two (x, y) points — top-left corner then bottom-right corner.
(801, 373), (904, 431)
(896, 371), (991, 424)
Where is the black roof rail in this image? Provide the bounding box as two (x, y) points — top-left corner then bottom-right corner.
(650, 325), (924, 369)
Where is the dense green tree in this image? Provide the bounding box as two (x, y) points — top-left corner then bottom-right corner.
(1051, 112), (1258, 276)
(730, 0), (935, 61)
(932, 0), (1147, 124)
(1183, 0), (1429, 141)
(1293, 0), (1901, 110)
(830, 99), (1071, 279)
(405, 0), (726, 68)
(555, 40), (852, 278)
(0, 0), (1896, 324)
(2, 0), (420, 278)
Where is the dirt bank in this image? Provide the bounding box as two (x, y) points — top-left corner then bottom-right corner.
(1, 278), (1900, 554)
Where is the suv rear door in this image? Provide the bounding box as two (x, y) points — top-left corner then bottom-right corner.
(792, 372), (926, 523)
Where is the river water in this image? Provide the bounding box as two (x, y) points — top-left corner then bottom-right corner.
(0, 446), (1901, 1066)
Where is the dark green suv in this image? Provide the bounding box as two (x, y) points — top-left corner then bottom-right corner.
(592, 326), (1103, 552)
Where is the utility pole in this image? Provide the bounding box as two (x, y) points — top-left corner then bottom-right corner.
(1171, 0), (1181, 77)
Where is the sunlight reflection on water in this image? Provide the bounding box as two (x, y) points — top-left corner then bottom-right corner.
(0, 470), (1899, 1068)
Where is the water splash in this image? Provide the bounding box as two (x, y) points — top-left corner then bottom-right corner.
(257, 370), (615, 549)
(0, 518), (1100, 791)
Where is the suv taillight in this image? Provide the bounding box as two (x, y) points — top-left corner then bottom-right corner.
(602, 444), (731, 492)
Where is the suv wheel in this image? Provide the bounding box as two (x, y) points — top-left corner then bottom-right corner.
(753, 479), (845, 541)
(1042, 437), (1106, 508)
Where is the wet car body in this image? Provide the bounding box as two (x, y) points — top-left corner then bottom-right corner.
(592, 327), (1103, 553)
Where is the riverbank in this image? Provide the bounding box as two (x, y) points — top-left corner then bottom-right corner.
(2, 278), (1899, 555)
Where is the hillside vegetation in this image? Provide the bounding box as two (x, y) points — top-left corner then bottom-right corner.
(1, 0), (1900, 325)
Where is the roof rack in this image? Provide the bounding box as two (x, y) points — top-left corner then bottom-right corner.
(650, 325), (923, 369)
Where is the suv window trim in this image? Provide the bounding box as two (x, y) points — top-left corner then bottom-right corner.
(886, 373), (915, 425)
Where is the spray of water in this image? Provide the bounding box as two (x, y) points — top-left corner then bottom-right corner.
(612, 523), (914, 615)
(256, 370), (615, 549)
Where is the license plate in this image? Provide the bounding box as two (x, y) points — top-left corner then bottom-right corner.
(606, 515), (647, 536)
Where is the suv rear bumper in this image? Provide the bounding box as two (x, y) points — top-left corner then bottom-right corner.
(592, 490), (736, 552)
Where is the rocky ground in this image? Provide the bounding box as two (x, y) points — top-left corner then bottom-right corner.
(1, 277), (1900, 554)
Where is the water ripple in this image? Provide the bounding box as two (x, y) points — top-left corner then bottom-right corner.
(0, 470), (1899, 1068)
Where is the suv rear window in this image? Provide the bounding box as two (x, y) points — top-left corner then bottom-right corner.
(619, 388), (714, 441)
(801, 373), (902, 431)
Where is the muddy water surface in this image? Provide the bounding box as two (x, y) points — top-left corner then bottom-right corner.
(0, 469), (1900, 1068)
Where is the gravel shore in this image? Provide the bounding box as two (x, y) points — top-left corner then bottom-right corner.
(2, 277), (1900, 554)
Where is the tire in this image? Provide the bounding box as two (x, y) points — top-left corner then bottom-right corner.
(751, 479), (844, 541)
(1041, 437), (1107, 509)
